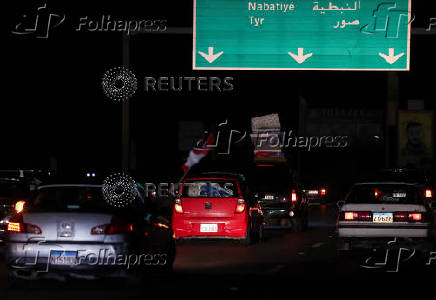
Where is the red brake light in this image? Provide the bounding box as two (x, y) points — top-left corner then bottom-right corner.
(425, 189), (432, 198)
(291, 190), (298, 203)
(174, 199), (183, 213)
(394, 212), (423, 222)
(320, 188), (326, 196)
(92, 216), (132, 235)
(409, 213), (422, 221)
(374, 189), (381, 197)
(7, 214), (42, 234)
(341, 211), (372, 221)
(7, 222), (21, 232)
(106, 216), (132, 234)
(344, 212), (356, 220)
(235, 199), (245, 213)
(14, 201), (26, 213)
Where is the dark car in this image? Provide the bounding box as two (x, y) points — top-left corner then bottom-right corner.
(5, 179), (175, 285)
(247, 163), (309, 232)
(0, 177), (33, 244)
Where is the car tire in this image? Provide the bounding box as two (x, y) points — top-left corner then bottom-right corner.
(241, 225), (252, 246)
(258, 225), (264, 243)
(291, 217), (303, 233)
(7, 271), (28, 289)
(302, 211), (309, 231)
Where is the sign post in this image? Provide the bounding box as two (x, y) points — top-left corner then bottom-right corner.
(193, 0), (411, 70)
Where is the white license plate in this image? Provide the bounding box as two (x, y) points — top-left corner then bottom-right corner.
(373, 213), (393, 223)
(200, 223), (218, 232)
(49, 251), (78, 265)
(308, 190), (319, 195)
(264, 195), (275, 200)
(393, 193), (406, 198)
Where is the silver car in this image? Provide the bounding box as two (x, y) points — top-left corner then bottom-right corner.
(5, 184), (135, 282)
(337, 182), (434, 251)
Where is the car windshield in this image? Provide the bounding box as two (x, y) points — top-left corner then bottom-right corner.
(182, 180), (238, 198)
(346, 184), (422, 204)
(375, 170), (428, 184)
(0, 180), (29, 204)
(249, 165), (293, 190)
(28, 186), (114, 213)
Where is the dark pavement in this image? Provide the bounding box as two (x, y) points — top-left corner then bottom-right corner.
(1, 205), (434, 300)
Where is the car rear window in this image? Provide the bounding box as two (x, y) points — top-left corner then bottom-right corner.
(182, 180), (239, 198)
(249, 165), (293, 190)
(346, 185), (422, 204)
(28, 186), (113, 213)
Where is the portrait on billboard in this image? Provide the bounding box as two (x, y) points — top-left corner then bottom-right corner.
(398, 111), (434, 168)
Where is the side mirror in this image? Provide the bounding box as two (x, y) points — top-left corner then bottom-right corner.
(337, 200), (345, 209)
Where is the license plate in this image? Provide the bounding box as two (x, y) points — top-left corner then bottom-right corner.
(393, 193), (406, 198)
(49, 251), (78, 265)
(200, 223), (218, 232)
(373, 213), (393, 223)
(264, 195), (275, 200)
(308, 190), (319, 195)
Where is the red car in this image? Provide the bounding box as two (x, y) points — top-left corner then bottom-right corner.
(172, 173), (262, 245)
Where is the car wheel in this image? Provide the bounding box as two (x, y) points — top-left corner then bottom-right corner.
(258, 225), (264, 243)
(7, 271), (28, 289)
(302, 211), (309, 231)
(291, 217), (303, 233)
(241, 225), (252, 246)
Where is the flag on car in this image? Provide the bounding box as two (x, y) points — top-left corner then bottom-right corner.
(182, 132), (215, 172)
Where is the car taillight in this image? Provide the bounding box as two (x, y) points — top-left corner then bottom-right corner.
(7, 222), (21, 232)
(409, 213), (422, 221)
(235, 199), (245, 213)
(394, 212), (423, 222)
(425, 189), (433, 198)
(374, 189), (381, 198)
(290, 190), (298, 203)
(14, 200), (26, 213)
(320, 188), (326, 196)
(7, 215), (42, 234)
(174, 199), (183, 213)
(341, 211), (372, 221)
(91, 216), (132, 235)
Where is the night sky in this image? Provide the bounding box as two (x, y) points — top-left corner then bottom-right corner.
(2, 1), (435, 184)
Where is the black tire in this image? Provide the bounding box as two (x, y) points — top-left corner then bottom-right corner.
(240, 225), (252, 246)
(291, 217), (303, 233)
(302, 210), (309, 231)
(7, 271), (28, 289)
(258, 225), (264, 243)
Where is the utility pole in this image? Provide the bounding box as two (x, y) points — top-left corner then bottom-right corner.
(386, 72), (399, 168)
(122, 33), (130, 172)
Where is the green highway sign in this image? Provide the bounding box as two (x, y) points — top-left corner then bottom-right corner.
(193, 0), (411, 70)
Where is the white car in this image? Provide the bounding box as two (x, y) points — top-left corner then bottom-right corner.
(5, 184), (133, 283)
(337, 182), (434, 251)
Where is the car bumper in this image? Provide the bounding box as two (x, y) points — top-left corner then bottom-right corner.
(338, 224), (431, 238)
(6, 241), (130, 277)
(337, 237), (433, 251)
(172, 216), (248, 238)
